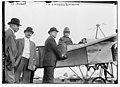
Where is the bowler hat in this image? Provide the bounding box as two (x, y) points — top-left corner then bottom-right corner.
(24, 27), (34, 34)
(8, 18), (21, 26)
(48, 27), (59, 34)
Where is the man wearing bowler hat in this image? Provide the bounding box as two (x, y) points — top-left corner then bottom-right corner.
(5, 18), (21, 83)
(14, 27), (37, 83)
(42, 27), (67, 83)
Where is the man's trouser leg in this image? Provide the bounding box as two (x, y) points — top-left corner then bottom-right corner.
(30, 70), (35, 83)
(42, 67), (47, 83)
(21, 57), (31, 83)
(15, 57), (25, 83)
(42, 66), (54, 83)
(5, 66), (15, 83)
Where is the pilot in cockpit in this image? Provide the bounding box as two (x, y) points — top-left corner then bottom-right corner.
(78, 38), (87, 44)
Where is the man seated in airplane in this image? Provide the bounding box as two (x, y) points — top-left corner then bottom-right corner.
(78, 38), (87, 44)
(58, 27), (73, 45)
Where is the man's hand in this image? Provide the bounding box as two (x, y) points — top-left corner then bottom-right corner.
(6, 63), (13, 71)
(33, 65), (37, 71)
(61, 54), (68, 60)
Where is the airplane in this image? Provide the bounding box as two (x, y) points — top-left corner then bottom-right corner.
(36, 33), (117, 83)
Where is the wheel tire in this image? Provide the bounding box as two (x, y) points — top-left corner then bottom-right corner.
(92, 77), (106, 84)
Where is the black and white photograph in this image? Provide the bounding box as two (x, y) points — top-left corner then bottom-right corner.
(1, 1), (118, 85)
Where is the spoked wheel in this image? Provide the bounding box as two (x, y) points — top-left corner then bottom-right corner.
(92, 77), (106, 84)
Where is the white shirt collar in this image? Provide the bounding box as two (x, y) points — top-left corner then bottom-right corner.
(24, 37), (30, 41)
(10, 27), (15, 34)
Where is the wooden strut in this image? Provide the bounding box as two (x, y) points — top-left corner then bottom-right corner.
(69, 67), (83, 80)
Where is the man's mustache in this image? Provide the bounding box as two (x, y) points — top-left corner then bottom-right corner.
(27, 34), (31, 36)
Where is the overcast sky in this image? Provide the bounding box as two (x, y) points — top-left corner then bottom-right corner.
(5, 1), (117, 46)
(4, 1), (117, 79)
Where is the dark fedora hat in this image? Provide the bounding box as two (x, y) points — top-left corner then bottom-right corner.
(48, 27), (59, 34)
(24, 27), (34, 34)
(8, 18), (21, 26)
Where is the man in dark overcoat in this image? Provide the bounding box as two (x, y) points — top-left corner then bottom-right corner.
(42, 27), (66, 83)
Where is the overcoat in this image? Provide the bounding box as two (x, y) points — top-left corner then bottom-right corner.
(5, 29), (18, 69)
(43, 36), (62, 67)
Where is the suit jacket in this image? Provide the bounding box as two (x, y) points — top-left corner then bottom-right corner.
(15, 38), (36, 71)
(5, 29), (18, 67)
(43, 36), (62, 67)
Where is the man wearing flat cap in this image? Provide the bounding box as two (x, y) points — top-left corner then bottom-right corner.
(58, 27), (73, 45)
(14, 27), (37, 83)
(42, 27), (67, 83)
(5, 18), (21, 83)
